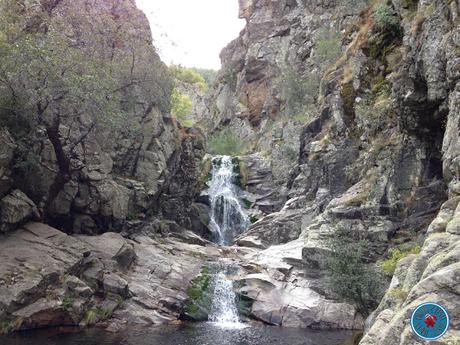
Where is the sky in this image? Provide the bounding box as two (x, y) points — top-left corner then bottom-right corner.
(136, 0), (245, 70)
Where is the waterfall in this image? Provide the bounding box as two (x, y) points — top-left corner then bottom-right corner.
(208, 156), (250, 245)
(209, 269), (246, 329)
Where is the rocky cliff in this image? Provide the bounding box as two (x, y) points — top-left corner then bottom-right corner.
(0, 0), (459, 343)
(209, 0), (459, 343)
(0, 0), (204, 235)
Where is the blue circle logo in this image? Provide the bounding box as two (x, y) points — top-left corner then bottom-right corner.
(410, 302), (449, 340)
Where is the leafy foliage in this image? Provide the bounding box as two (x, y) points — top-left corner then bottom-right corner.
(0, 0), (173, 214)
(373, 4), (400, 32)
(83, 308), (99, 325)
(170, 88), (194, 126)
(208, 129), (247, 156)
(0, 320), (14, 334)
(326, 227), (386, 316)
(170, 65), (207, 91)
(380, 243), (421, 276)
(191, 68), (218, 88)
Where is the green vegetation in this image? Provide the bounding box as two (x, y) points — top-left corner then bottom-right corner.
(208, 129), (247, 156)
(278, 65), (319, 119)
(62, 295), (75, 311)
(170, 65), (207, 91)
(326, 227), (386, 316)
(0, 0), (172, 213)
(0, 320), (14, 334)
(170, 88), (194, 126)
(83, 306), (114, 325)
(190, 68), (217, 88)
(184, 267), (212, 320)
(232, 157), (249, 189)
(249, 215), (259, 224)
(373, 4), (400, 32)
(315, 28), (342, 65)
(380, 243), (421, 276)
(83, 308), (99, 325)
(388, 288), (409, 301)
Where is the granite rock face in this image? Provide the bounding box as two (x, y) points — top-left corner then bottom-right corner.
(210, 0), (459, 342)
(0, 222), (221, 333)
(0, 0), (204, 235)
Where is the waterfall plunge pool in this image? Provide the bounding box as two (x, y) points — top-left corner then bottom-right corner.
(1, 323), (361, 345)
(0, 157), (362, 344)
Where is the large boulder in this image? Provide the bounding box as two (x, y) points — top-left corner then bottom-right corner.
(0, 190), (39, 233)
(236, 240), (364, 330)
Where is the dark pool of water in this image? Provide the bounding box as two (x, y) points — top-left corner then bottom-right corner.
(0, 323), (361, 345)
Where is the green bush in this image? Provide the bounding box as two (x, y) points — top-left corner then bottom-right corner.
(170, 88), (194, 126)
(380, 244), (421, 276)
(190, 68), (217, 88)
(373, 4), (400, 32)
(170, 65), (207, 91)
(326, 227), (386, 316)
(278, 66), (319, 119)
(208, 129), (247, 156)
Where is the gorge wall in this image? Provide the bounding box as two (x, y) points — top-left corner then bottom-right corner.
(208, 0), (459, 344)
(0, 0), (204, 236)
(0, 0), (459, 344)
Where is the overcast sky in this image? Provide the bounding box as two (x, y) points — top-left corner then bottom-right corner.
(136, 0), (245, 70)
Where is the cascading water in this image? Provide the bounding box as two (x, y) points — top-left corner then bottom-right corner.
(209, 262), (246, 329)
(209, 271), (243, 328)
(205, 156), (250, 328)
(208, 155), (250, 245)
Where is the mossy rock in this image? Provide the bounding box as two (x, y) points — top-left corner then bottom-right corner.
(197, 156), (213, 190)
(182, 267), (212, 321)
(231, 157), (249, 190)
(0, 317), (21, 335)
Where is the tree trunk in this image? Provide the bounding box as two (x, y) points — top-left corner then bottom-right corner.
(45, 118), (71, 220)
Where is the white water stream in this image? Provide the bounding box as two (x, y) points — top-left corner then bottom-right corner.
(209, 271), (245, 329)
(206, 156), (249, 328)
(208, 156), (250, 246)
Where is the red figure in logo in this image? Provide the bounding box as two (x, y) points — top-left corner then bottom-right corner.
(424, 314), (437, 328)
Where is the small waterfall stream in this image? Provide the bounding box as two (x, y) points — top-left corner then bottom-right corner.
(208, 156), (250, 245)
(209, 272), (242, 327)
(206, 156), (250, 328)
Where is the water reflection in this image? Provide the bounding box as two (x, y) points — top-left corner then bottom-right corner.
(1, 323), (360, 345)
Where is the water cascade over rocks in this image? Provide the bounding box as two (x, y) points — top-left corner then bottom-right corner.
(208, 156), (250, 245)
(209, 270), (245, 328)
(205, 156), (250, 328)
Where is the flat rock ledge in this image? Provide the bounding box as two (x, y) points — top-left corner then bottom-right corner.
(0, 222), (362, 334)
